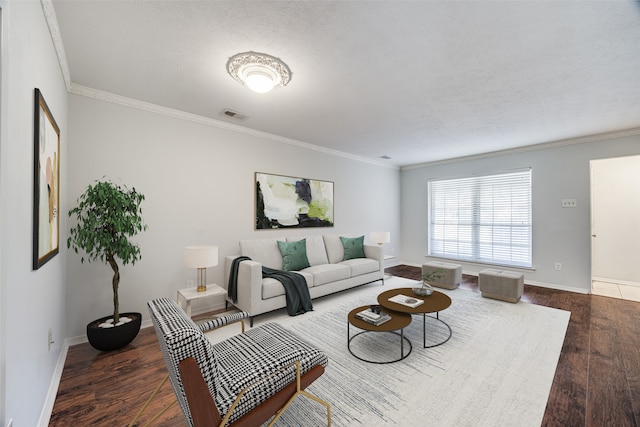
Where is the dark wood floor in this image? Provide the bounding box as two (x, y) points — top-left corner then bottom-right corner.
(49, 265), (640, 427)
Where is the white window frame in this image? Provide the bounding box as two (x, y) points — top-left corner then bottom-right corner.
(428, 169), (532, 268)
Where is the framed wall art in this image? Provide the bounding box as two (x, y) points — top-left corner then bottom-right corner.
(33, 88), (60, 269)
(255, 172), (334, 229)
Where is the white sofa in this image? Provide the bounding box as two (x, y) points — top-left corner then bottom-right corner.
(223, 234), (384, 325)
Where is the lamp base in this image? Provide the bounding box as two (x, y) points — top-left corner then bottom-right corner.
(197, 284), (207, 292)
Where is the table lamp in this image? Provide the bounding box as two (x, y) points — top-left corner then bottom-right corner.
(184, 245), (218, 292)
(370, 231), (390, 246)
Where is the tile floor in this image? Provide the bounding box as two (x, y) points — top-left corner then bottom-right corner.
(592, 280), (640, 302)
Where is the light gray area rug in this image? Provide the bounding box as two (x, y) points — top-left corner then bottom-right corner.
(206, 277), (570, 426)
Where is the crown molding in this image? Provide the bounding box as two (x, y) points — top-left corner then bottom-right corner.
(39, 0), (639, 173)
(69, 84), (398, 169)
(401, 127), (640, 171)
(41, 0), (71, 91)
(41, 0), (395, 170)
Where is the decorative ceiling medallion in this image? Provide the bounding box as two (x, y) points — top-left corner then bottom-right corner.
(226, 51), (292, 93)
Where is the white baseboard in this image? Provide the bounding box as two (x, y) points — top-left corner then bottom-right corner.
(592, 276), (640, 288)
(397, 261), (589, 294)
(524, 279), (589, 295)
(64, 301), (228, 345)
(402, 261), (422, 268)
(37, 340), (69, 427)
(39, 300), (228, 425)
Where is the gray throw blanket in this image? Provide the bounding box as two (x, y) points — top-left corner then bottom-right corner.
(228, 256), (313, 316)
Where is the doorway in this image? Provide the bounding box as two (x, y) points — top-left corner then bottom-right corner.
(590, 155), (640, 301)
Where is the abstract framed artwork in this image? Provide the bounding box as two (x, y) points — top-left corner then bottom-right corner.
(33, 88), (60, 270)
(255, 172), (334, 229)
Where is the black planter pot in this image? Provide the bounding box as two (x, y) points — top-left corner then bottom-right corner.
(86, 312), (142, 351)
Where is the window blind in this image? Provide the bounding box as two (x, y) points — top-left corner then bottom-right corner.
(428, 169), (532, 268)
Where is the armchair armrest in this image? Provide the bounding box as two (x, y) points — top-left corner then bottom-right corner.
(197, 311), (250, 333)
(179, 356), (328, 427)
(222, 360), (330, 427)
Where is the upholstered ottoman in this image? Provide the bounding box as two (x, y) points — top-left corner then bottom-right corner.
(422, 261), (462, 290)
(478, 269), (524, 303)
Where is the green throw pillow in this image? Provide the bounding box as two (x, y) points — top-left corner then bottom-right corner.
(277, 239), (311, 271)
(340, 235), (365, 260)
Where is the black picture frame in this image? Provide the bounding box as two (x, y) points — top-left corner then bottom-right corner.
(33, 88), (60, 270)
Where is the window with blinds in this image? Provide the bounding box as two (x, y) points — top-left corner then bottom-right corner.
(428, 169), (532, 268)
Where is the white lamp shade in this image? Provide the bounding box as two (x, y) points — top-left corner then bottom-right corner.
(184, 246), (218, 269)
(370, 231), (391, 245)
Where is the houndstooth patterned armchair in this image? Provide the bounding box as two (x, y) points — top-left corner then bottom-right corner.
(147, 297), (330, 427)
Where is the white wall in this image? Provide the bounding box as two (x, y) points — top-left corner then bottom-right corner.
(12, 3), (635, 424)
(591, 155), (640, 284)
(400, 133), (640, 293)
(0, 1), (68, 426)
(66, 93), (401, 339)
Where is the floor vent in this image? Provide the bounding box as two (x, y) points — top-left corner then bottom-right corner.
(220, 108), (249, 121)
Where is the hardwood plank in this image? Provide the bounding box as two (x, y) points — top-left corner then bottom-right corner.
(587, 296), (636, 426)
(542, 293), (590, 427)
(49, 265), (640, 426)
(619, 300), (640, 426)
(49, 329), (185, 427)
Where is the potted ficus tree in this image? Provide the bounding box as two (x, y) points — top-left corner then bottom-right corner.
(68, 179), (148, 351)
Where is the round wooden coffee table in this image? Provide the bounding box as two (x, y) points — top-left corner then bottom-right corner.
(378, 287), (452, 348)
(347, 305), (412, 364)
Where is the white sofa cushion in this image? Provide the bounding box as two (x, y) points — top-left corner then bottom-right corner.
(302, 263), (350, 286)
(340, 258), (380, 277)
(261, 271), (314, 300)
(240, 238), (284, 270)
(262, 277), (285, 299)
(287, 235), (329, 266)
(323, 234), (351, 264)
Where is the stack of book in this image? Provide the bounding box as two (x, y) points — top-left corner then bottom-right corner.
(355, 308), (392, 326)
(388, 294), (424, 308)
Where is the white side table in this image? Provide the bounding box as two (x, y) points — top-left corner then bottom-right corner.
(177, 284), (226, 318)
(383, 255), (397, 279)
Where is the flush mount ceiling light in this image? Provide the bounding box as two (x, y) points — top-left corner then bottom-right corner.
(226, 51), (292, 93)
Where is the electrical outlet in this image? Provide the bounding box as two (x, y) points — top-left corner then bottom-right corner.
(554, 262), (562, 271)
(186, 280), (195, 288)
(561, 199), (577, 208)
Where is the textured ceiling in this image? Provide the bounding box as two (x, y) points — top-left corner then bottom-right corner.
(51, 0), (640, 167)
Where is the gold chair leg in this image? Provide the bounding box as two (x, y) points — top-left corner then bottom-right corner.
(219, 361), (331, 427)
(129, 374), (176, 427)
(266, 362), (331, 427)
(139, 400), (177, 427)
(267, 389), (331, 427)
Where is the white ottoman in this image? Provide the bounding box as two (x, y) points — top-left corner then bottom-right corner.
(478, 269), (524, 303)
(422, 261), (462, 290)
